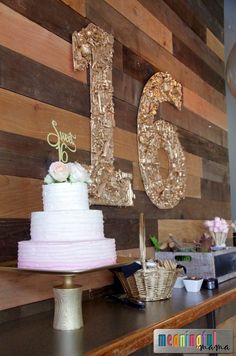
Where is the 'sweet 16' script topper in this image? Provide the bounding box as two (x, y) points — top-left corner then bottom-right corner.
(47, 120), (76, 163)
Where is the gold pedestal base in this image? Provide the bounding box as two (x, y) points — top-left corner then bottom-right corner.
(53, 276), (83, 331)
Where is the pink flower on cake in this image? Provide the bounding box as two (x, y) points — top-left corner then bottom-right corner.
(68, 162), (92, 184)
(48, 161), (70, 182)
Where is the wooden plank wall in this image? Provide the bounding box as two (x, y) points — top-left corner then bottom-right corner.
(0, 0), (230, 309)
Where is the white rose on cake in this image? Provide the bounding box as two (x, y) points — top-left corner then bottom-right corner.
(68, 162), (92, 184)
(48, 161), (70, 182)
(44, 174), (55, 184)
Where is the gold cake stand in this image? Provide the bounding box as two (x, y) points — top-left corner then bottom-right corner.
(0, 256), (134, 330)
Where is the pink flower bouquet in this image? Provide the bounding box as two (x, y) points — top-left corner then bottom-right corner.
(204, 217), (228, 249)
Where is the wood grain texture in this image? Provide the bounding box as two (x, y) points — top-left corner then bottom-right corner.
(117, 247), (155, 259)
(0, 269), (113, 311)
(0, 89), (204, 172)
(0, 219), (30, 262)
(207, 28), (225, 61)
(173, 35), (225, 94)
(0, 3), (86, 83)
(203, 159), (229, 184)
(183, 87), (227, 130)
(154, 0), (206, 42)
(159, 102), (228, 148)
(123, 46), (156, 84)
(158, 219), (205, 243)
(114, 97), (137, 134)
(183, 0), (224, 43)
(1, 179), (231, 220)
(178, 128), (228, 165)
(104, 218), (155, 249)
(132, 162), (202, 199)
(86, 0), (226, 113)
(0, 46), (90, 118)
(201, 179), (231, 202)
(0, 88), (91, 150)
(96, 192), (231, 220)
(61, 0), (86, 17)
(0, 129), (132, 180)
(123, 47), (227, 141)
(105, 0), (173, 53)
(1, 0), (89, 43)
(0, 175), (42, 218)
(86, 288), (236, 355)
(140, 0), (224, 79)
(202, 0), (224, 27)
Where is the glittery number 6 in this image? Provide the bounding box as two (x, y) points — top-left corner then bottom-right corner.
(137, 72), (186, 209)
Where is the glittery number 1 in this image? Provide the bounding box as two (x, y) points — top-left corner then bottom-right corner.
(72, 24), (134, 206)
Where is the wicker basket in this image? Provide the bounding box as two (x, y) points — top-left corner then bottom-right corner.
(134, 265), (178, 301)
(116, 213), (179, 301)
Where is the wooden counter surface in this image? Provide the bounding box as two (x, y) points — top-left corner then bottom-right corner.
(0, 278), (236, 356)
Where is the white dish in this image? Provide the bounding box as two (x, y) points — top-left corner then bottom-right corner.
(183, 278), (203, 292)
(174, 276), (187, 288)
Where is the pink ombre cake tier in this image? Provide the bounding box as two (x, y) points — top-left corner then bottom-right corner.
(18, 238), (116, 271)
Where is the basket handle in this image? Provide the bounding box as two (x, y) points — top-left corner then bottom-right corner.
(139, 213), (146, 271)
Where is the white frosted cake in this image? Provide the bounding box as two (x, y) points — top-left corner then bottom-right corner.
(18, 162), (116, 271)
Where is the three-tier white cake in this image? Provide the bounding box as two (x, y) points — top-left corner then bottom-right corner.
(18, 181), (116, 271)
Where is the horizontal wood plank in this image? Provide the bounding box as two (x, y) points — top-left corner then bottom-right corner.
(0, 175), (42, 218)
(86, 0), (226, 113)
(156, 0), (206, 42)
(86, 286), (236, 355)
(0, 3), (86, 83)
(1, 0), (89, 43)
(140, 0), (224, 79)
(0, 269), (113, 311)
(173, 35), (225, 94)
(0, 46), (90, 118)
(117, 247), (155, 259)
(207, 28), (225, 61)
(0, 129), (132, 180)
(105, 0), (173, 53)
(0, 89), (204, 177)
(132, 162), (202, 199)
(183, 0), (224, 42)
(114, 97), (137, 134)
(61, 0), (86, 17)
(201, 179), (231, 202)
(178, 128), (228, 165)
(0, 219), (30, 262)
(123, 46), (156, 84)
(203, 159), (229, 184)
(104, 218), (154, 249)
(94, 191), (231, 221)
(0, 176), (231, 220)
(183, 87), (227, 130)
(158, 219), (205, 243)
(159, 102), (228, 148)
(123, 47), (227, 135)
(202, 0), (224, 27)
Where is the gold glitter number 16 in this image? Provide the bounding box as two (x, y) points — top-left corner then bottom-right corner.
(72, 24), (186, 209)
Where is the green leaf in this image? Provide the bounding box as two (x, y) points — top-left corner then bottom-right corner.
(149, 235), (161, 251)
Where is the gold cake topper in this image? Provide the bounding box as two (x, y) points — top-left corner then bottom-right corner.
(47, 120), (76, 163)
